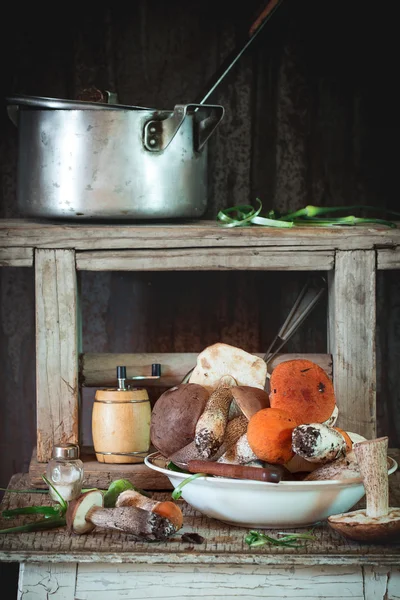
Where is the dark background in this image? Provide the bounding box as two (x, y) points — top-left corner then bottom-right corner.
(0, 0), (399, 592)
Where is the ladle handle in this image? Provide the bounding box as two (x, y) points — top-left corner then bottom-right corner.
(195, 0), (284, 105)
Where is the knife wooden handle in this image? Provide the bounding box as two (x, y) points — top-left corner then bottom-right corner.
(187, 460), (282, 483)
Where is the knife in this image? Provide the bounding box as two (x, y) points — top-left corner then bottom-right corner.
(187, 460), (283, 483)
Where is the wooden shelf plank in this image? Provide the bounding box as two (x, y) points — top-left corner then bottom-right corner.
(81, 352), (333, 388)
(0, 247), (33, 267)
(0, 219), (399, 252)
(29, 449), (172, 490)
(76, 248), (334, 271)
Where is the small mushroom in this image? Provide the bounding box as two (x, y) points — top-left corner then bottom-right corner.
(66, 490), (177, 541)
(116, 489), (183, 530)
(292, 423), (347, 463)
(328, 436), (400, 542)
(303, 452), (361, 481)
(66, 490), (104, 534)
(230, 386), (270, 420)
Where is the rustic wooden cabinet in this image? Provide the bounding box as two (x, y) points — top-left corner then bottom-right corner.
(0, 219), (399, 599)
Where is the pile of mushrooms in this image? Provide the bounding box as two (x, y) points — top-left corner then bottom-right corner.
(150, 343), (366, 482)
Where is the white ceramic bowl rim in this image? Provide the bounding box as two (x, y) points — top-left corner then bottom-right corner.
(145, 452), (398, 489)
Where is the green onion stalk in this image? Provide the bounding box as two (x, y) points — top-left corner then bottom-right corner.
(245, 529), (316, 549)
(217, 200), (400, 229)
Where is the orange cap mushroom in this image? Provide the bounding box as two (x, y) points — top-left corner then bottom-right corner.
(247, 407), (298, 465)
(269, 359), (336, 424)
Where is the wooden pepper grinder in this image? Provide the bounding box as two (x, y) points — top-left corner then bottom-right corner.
(92, 364), (161, 464)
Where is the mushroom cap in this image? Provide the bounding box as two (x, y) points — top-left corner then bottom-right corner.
(66, 490), (104, 534)
(189, 343), (267, 393)
(150, 383), (209, 457)
(231, 386), (270, 419)
(269, 359), (336, 424)
(247, 407), (298, 465)
(304, 453), (361, 481)
(328, 508), (400, 542)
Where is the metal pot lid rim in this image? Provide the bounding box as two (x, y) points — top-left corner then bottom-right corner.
(6, 94), (152, 111)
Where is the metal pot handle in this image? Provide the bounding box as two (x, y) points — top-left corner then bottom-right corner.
(7, 105), (19, 127)
(143, 103), (224, 152)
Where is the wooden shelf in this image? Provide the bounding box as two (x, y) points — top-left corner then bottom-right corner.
(1, 469), (400, 566)
(29, 449), (172, 491)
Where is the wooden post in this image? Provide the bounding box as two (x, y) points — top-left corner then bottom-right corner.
(328, 250), (376, 439)
(35, 249), (80, 462)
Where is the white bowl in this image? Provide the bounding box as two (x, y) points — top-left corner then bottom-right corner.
(145, 452), (398, 529)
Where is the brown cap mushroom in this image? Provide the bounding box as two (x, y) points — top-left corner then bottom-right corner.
(230, 386), (270, 420)
(328, 436), (400, 542)
(150, 383), (209, 457)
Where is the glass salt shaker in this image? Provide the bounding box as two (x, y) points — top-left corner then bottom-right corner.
(46, 443), (84, 502)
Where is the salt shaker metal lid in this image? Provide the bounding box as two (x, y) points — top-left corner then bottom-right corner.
(52, 443), (80, 460)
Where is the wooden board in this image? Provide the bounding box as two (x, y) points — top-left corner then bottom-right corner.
(28, 448), (172, 490)
(328, 251), (376, 439)
(0, 220), (399, 253)
(35, 249), (80, 462)
(76, 248), (335, 271)
(378, 247), (400, 269)
(18, 562), (400, 600)
(0, 247), (33, 267)
(81, 352), (333, 388)
(1, 469), (399, 566)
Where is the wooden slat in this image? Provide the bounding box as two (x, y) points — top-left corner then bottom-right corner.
(29, 448), (172, 490)
(328, 250), (376, 438)
(377, 247), (400, 269)
(81, 352), (333, 388)
(0, 220), (399, 251)
(1, 469), (400, 565)
(18, 563), (77, 600)
(0, 247), (33, 267)
(76, 248), (334, 271)
(35, 249), (80, 462)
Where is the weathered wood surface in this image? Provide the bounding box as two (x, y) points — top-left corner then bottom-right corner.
(35, 249), (80, 462)
(0, 220), (399, 253)
(17, 561), (400, 600)
(18, 563), (78, 600)
(0, 247), (33, 267)
(76, 248), (335, 271)
(378, 247), (400, 270)
(1, 470), (399, 566)
(29, 448), (172, 490)
(81, 352), (332, 388)
(1, 0), (400, 543)
(328, 251), (376, 439)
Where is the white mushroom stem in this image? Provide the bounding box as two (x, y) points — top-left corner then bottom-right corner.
(217, 433), (258, 465)
(195, 378), (235, 458)
(353, 436), (389, 518)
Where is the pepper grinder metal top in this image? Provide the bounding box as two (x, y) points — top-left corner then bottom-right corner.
(116, 364), (161, 390)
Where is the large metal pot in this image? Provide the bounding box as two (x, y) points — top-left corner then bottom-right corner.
(6, 95), (224, 220)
